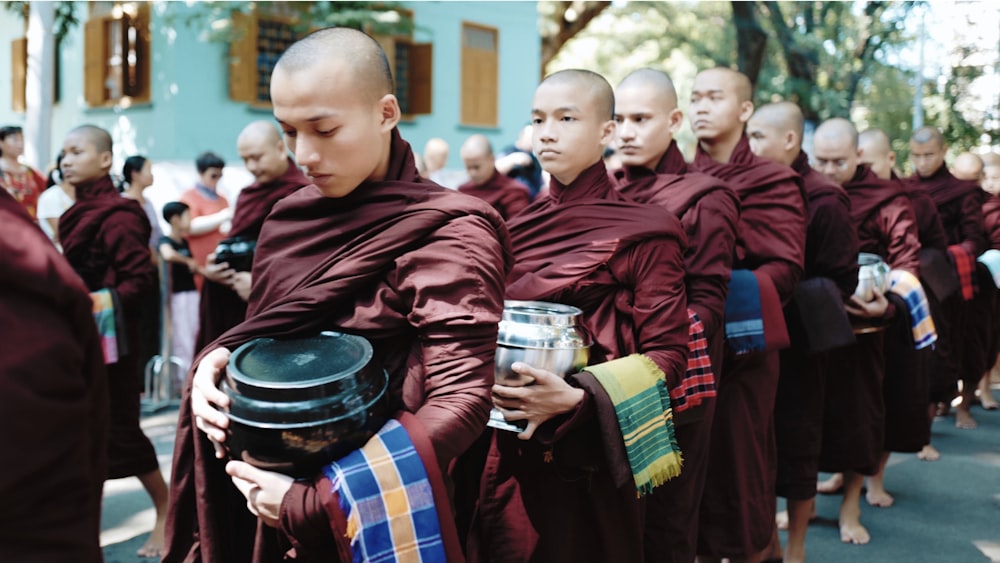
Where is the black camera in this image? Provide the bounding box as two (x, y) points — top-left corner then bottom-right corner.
(214, 237), (256, 272)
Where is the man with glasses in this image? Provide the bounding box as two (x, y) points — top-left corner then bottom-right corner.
(180, 152), (233, 290)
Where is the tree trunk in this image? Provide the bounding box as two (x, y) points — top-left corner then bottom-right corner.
(540, 1), (610, 78)
(731, 1), (767, 89)
(24, 2), (55, 171)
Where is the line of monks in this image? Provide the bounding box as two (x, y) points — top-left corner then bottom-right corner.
(4, 27), (998, 563)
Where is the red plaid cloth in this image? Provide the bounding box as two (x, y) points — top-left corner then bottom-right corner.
(947, 244), (979, 301)
(669, 309), (716, 413)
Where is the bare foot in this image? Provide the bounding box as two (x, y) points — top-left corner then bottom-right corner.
(956, 408), (978, 429)
(917, 444), (941, 461)
(865, 487), (894, 508)
(137, 515), (166, 558)
(839, 503), (871, 545)
(776, 509), (789, 530)
(817, 473), (844, 494)
(978, 378), (999, 410)
(840, 519), (871, 545)
(935, 402), (951, 417)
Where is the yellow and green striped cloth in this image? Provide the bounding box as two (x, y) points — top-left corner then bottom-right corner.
(586, 354), (683, 497)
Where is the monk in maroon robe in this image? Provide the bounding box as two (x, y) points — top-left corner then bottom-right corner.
(907, 126), (990, 429)
(610, 68), (739, 563)
(58, 124), (171, 557)
(0, 189), (109, 563)
(470, 70), (689, 563)
(859, 128), (950, 464)
(813, 118), (923, 546)
(684, 68), (806, 563)
(163, 29), (511, 563)
(981, 160), (1000, 409)
(458, 134), (532, 221)
(747, 102), (859, 563)
(195, 121), (310, 351)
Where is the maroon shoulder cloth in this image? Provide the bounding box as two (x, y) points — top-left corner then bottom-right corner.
(0, 190), (109, 563)
(163, 129), (512, 563)
(984, 194), (1000, 250)
(196, 159), (310, 349)
(59, 175), (154, 310)
(507, 160), (685, 301)
(906, 164), (988, 254)
(692, 135), (806, 303)
(844, 164), (904, 232)
(457, 169), (532, 221)
(229, 158), (310, 239)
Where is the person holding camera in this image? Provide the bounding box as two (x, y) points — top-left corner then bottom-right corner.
(194, 121), (310, 351)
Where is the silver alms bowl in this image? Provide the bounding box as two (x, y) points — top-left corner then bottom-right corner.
(495, 300), (591, 384)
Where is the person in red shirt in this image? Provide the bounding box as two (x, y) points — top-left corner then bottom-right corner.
(0, 125), (45, 220)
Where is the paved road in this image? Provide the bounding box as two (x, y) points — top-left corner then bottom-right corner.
(102, 394), (1000, 562)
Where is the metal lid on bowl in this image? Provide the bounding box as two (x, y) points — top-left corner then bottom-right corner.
(502, 300), (585, 326)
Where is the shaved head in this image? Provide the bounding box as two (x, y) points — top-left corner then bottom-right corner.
(953, 152), (984, 182)
(460, 134), (493, 159)
(541, 69), (614, 120)
(910, 126), (947, 178)
(982, 153), (1000, 168)
(238, 120), (283, 146)
(750, 102), (804, 139)
(813, 117), (861, 185)
(274, 27), (393, 104)
(911, 126), (945, 148)
(746, 102), (803, 166)
(858, 128), (892, 157)
(696, 67), (753, 103)
(618, 68), (678, 110)
(858, 128), (896, 180)
(69, 124), (112, 154)
(423, 138), (449, 173)
(815, 118), (858, 150)
(460, 134), (495, 185)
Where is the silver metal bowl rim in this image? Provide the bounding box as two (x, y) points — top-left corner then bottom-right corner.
(502, 300), (585, 326)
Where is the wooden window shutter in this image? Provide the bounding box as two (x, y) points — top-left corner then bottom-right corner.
(84, 17), (108, 107)
(11, 37), (27, 112)
(461, 24), (498, 127)
(229, 11), (257, 103)
(122, 2), (150, 100)
(409, 42), (432, 115)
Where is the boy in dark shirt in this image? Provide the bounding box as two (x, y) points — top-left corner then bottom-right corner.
(159, 201), (201, 371)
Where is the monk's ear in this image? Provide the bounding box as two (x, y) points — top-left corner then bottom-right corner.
(668, 108), (684, 134)
(376, 94), (401, 132)
(738, 101), (755, 124)
(888, 152), (897, 167)
(599, 119), (616, 147)
(98, 150), (113, 171)
(783, 130), (798, 153)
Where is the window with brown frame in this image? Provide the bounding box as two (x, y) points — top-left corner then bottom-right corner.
(372, 11), (432, 119)
(460, 22), (498, 127)
(84, 1), (151, 107)
(228, 7), (302, 107)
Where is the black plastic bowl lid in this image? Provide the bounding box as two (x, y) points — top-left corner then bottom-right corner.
(228, 332), (373, 397)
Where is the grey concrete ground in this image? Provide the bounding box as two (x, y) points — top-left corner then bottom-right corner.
(102, 395), (1000, 562)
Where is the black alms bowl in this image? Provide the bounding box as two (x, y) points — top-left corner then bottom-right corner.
(223, 332), (389, 477)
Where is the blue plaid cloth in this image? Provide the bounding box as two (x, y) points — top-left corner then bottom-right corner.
(322, 419), (447, 563)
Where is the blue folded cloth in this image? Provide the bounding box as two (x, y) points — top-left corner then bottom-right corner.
(724, 269), (766, 355)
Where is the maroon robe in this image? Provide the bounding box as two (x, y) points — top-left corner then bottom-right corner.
(60, 174), (160, 479)
(612, 140), (740, 563)
(458, 169), (532, 221)
(196, 158), (310, 351)
(0, 190), (109, 563)
(985, 195), (1000, 250)
(163, 129), (512, 563)
(691, 136), (806, 559)
(908, 165), (990, 394)
(775, 151), (859, 500)
(471, 160), (689, 563)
